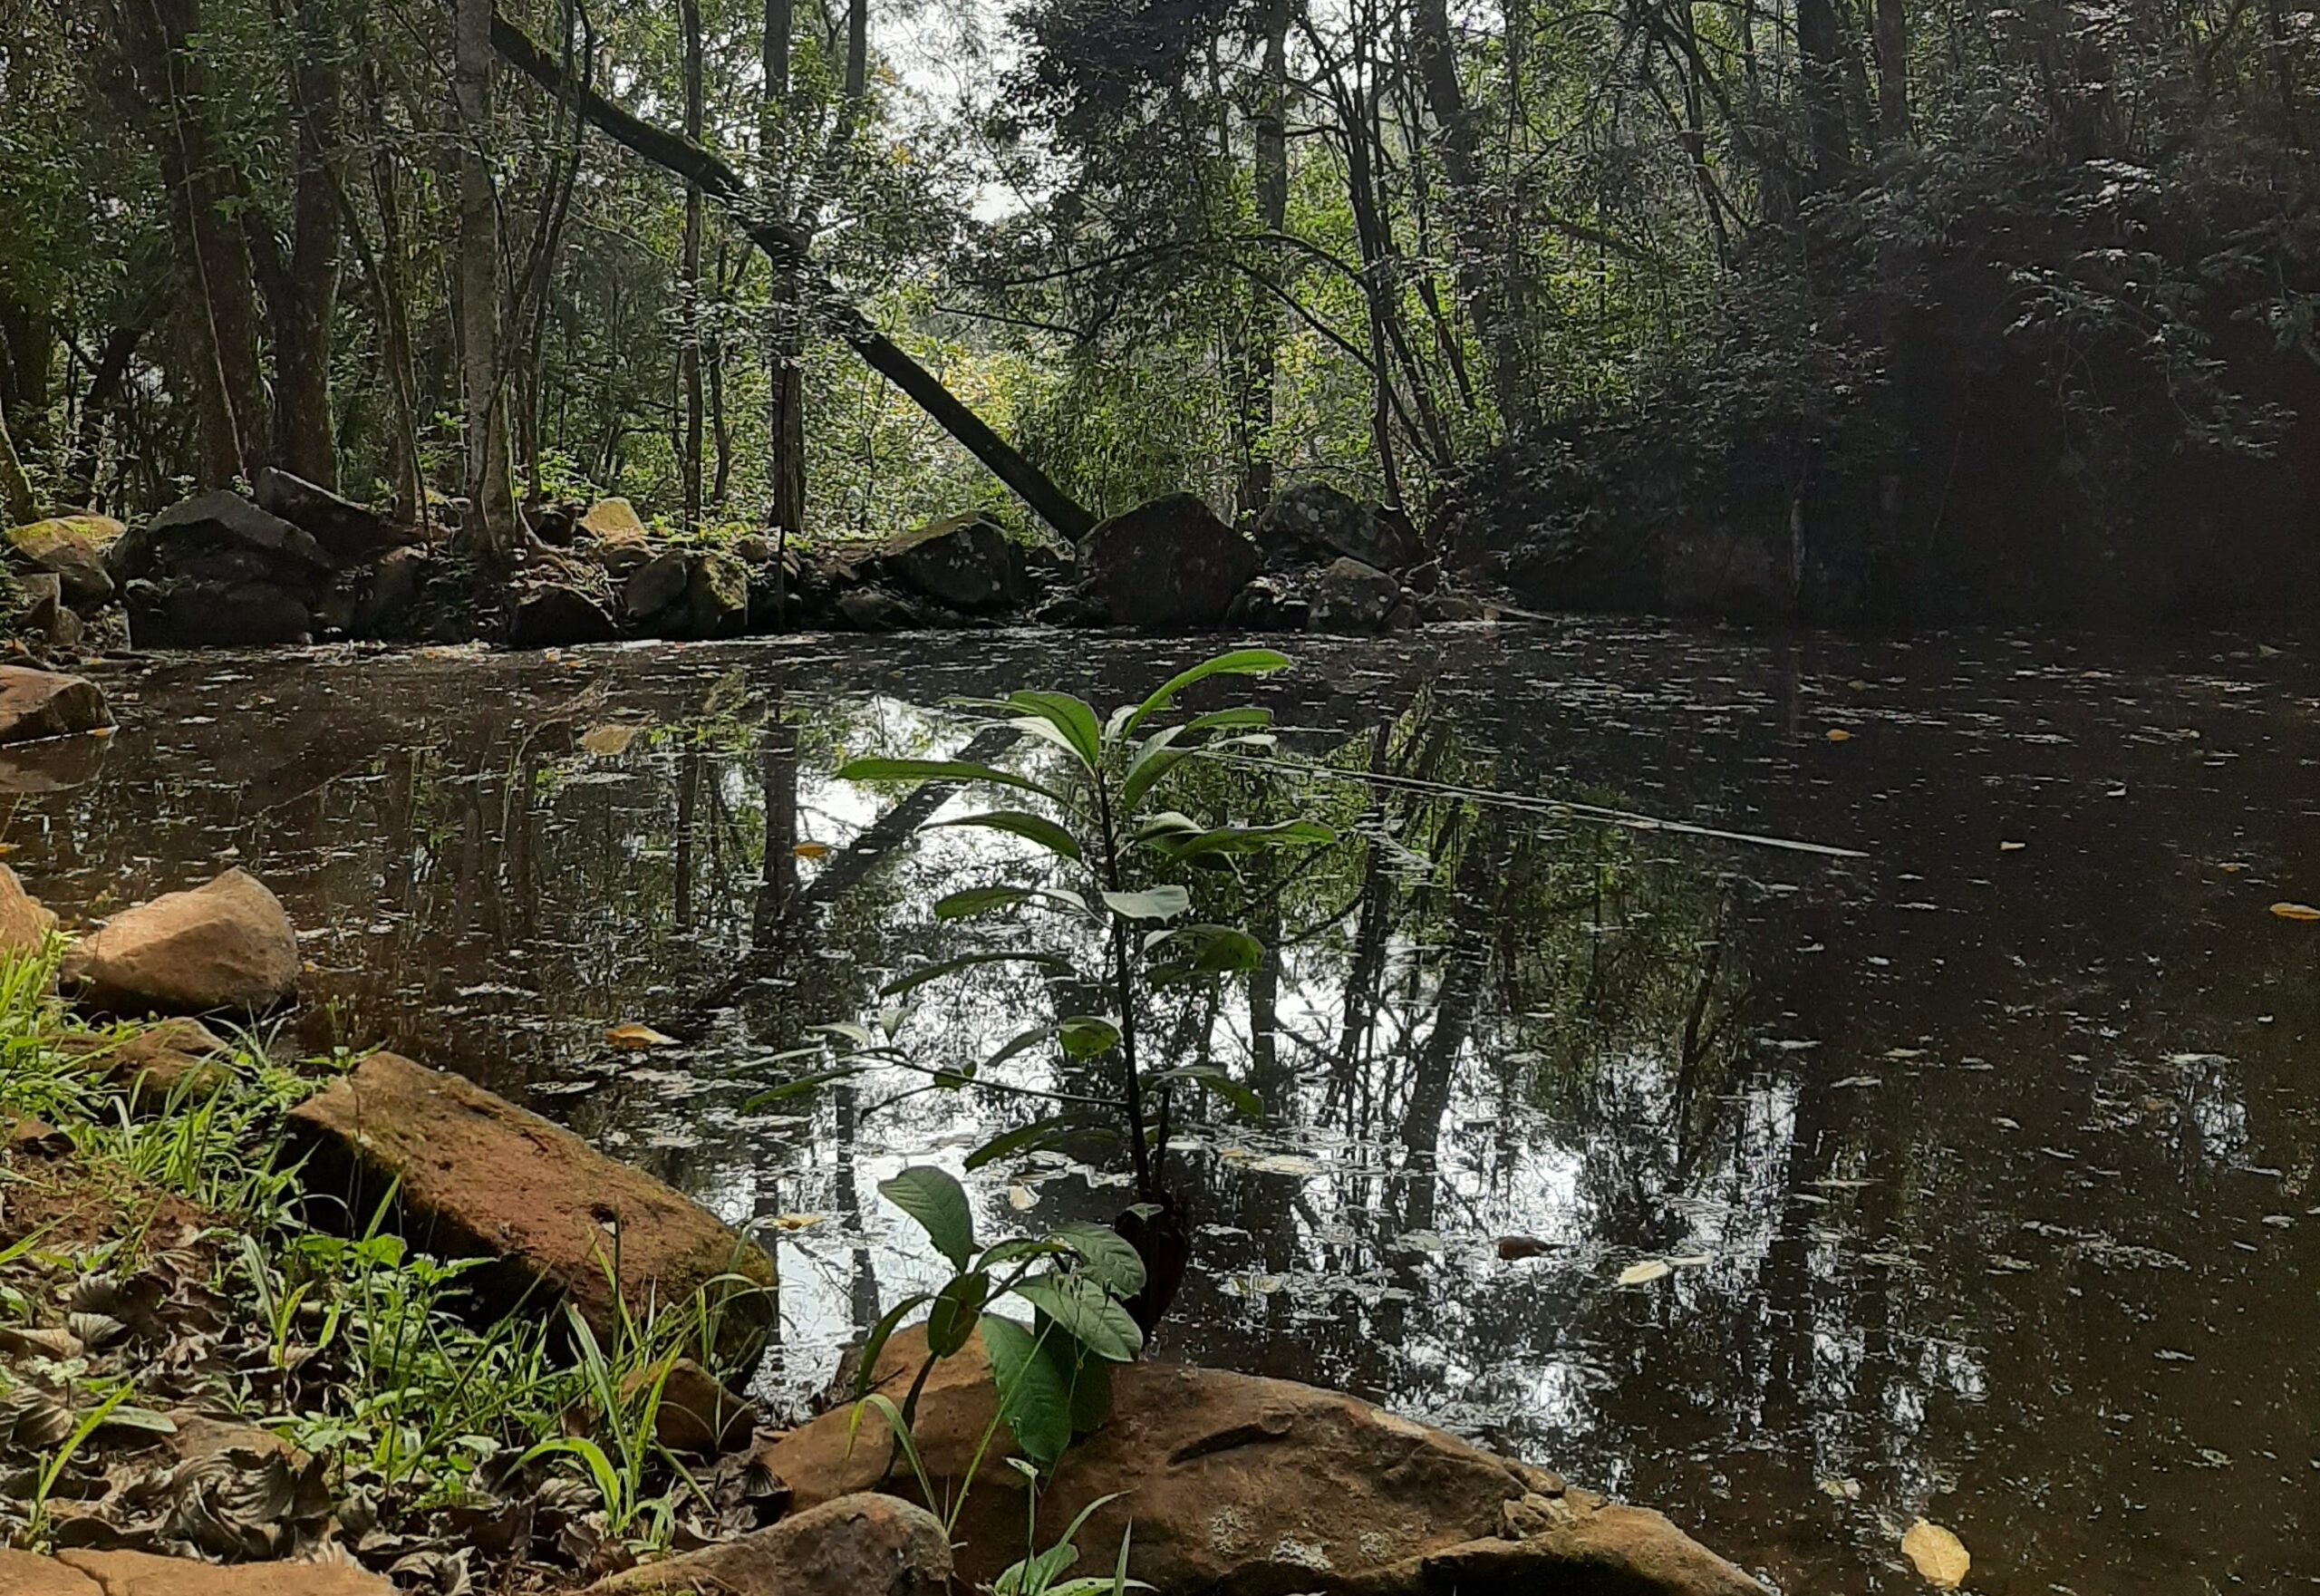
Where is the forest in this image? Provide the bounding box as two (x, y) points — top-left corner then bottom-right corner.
(5, 0), (2318, 632)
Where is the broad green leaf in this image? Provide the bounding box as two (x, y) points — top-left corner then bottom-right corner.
(1057, 1014), (1122, 1059)
(1153, 820), (1335, 861)
(879, 1167), (975, 1270)
(1007, 692), (1104, 768)
(1101, 885), (1191, 922)
(1151, 1065), (1262, 1117)
(927, 810), (1084, 862)
(934, 885), (1033, 921)
(1010, 1273), (1144, 1362)
(1119, 729), (1192, 810)
(1049, 1222), (1148, 1298)
(965, 1115), (1078, 1171)
(1119, 649), (1291, 737)
(836, 756), (1061, 804)
(981, 1314), (1073, 1468)
(1181, 705), (1274, 735)
(1063, 1344), (1113, 1436)
(1133, 810), (1203, 842)
(984, 1023), (1060, 1072)
(1144, 924), (1264, 975)
(977, 1237), (1073, 1268)
(926, 1272), (988, 1357)
(879, 952), (1073, 998)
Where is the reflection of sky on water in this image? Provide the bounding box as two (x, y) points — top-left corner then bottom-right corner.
(8, 624), (2315, 1595)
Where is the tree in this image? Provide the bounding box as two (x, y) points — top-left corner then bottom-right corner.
(455, 0), (518, 556)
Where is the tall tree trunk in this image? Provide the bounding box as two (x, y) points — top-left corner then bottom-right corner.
(1873, 0), (1909, 145)
(59, 316), (147, 508)
(1406, 0), (1530, 433)
(104, 0), (269, 488)
(762, 0), (807, 553)
(1797, 0), (1851, 188)
(456, 0), (518, 556)
(679, 0), (705, 535)
(265, 0), (344, 488)
(1235, 5), (1289, 518)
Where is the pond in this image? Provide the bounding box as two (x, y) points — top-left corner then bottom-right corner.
(8, 623), (2315, 1593)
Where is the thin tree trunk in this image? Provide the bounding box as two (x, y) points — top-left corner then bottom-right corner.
(1874, 0), (1909, 144)
(1235, 4), (1289, 517)
(492, 9), (1095, 538)
(0, 392), (35, 526)
(457, 0), (518, 556)
(763, 0), (807, 549)
(59, 316), (147, 508)
(264, 0), (343, 488)
(1798, 0), (1851, 188)
(680, 0), (705, 535)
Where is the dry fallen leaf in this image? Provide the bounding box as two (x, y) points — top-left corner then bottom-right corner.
(2269, 902), (2320, 922)
(1819, 1476), (1862, 1500)
(604, 1023), (679, 1050)
(791, 842), (832, 859)
(1998, 840), (2025, 852)
(1006, 1184), (1039, 1211)
(1616, 1259), (1672, 1286)
(579, 723), (642, 758)
(1825, 729), (1853, 742)
(1900, 1519), (1970, 1589)
(769, 1213), (826, 1232)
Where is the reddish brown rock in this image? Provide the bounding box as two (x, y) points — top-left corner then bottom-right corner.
(58, 1017), (233, 1103)
(583, 1494), (951, 1596)
(758, 1327), (1769, 1596)
(60, 870), (298, 1015)
(46, 1548), (391, 1595)
(0, 862), (56, 956)
(287, 1051), (775, 1378)
(618, 1356), (758, 1455)
(0, 668), (111, 747)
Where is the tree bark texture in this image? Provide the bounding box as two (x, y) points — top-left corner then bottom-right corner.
(679, 0), (706, 534)
(456, 0), (518, 555)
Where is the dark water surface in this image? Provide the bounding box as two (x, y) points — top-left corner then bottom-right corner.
(11, 624), (2316, 1593)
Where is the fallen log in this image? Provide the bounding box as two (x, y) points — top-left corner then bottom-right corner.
(489, 12), (1095, 542)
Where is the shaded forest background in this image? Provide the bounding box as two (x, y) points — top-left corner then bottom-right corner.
(4, 0), (2318, 621)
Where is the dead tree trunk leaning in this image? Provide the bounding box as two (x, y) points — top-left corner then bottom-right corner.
(489, 10), (1096, 542)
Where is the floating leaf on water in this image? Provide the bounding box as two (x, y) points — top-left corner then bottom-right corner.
(1616, 1260), (1672, 1286)
(1825, 729), (1853, 742)
(769, 1213), (826, 1232)
(1007, 1183), (1039, 1211)
(1666, 1253), (1713, 1269)
(1244, 1153), (1322, 1177)
(1497, 1235), (1554, 1262)
(604, 1023), (678, 1050)
(1820, 1476), (1863, 1500)
(2268, 902), (2320, 921)
(791, 842), (831, 859)
(1832, 1075), (1882, 1088)
(1900, 1519), (1970, 1588)
(1999, 840), (2026, 851)
(577, 722), (642, 757)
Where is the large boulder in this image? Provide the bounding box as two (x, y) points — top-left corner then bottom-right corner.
(1080, 494), (1260, 631)
(760, 1327), (1769, 1596)
(0, 862), (56, 955)
(1307, 556), (1405, 633)
(0, 1548), (392, 1595)
(681, 551), (749, 637)
(508, 582), (619, 648)
(111, 491), (329, 583)
(878, 513), (1027, 614)
(584, 1494), (951, 1596)
(60, 868), (299, 1015)
(287, 1051), (777, 1378)
(125, 578), (314, 647)
(254, 468), (419, 566)
(0, 667), (111, 745)
(5, 515), (122, 607)
(623, 552), (691, 620)
(1256, 482), (1424, 571)
(580, 498), (651, 546)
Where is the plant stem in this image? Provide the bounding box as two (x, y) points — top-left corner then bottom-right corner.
(1090, 768), (1153, 1199)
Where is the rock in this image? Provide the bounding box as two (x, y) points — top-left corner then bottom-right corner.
(834, 586), (922, 633)
(5, 516), (122, 607)
(1405, 558), (1442, 595)
(623, 552), (691, 619)
(13, 572), (65, 643)
(1307, 556), (1404, 634)
(60, 869), (299, 1016)
(124, 578), (315, 647)
(732, 533), (776, 565)
(529, 503), (580, 547)
(582, 1494), (951, 1596)
(580, 498), (650, 546)
(58, 1016), (232, 1103)
(253, 469), (417, 566)
(1256, 482), (1423, 571)
(759, 1327), (1767, 1596)
(1081, 494), (1259, 631)
(1223, 575), (1302, 631)
(287, 1051), (776, 1379)
(681, 551), (749, 637)
(620, 1357), (758, 1455)
(0, 1549), (99, 1595)
(508, 584), (618, 648)
(352, 546), (429, 636)
(1421, 590), (1485, 623)
(112, 492), (329, 584)
(0, 730), (108, 794)
(878, 513), (1026, 614)
(0, 667), (111, 745)
(0, 861), (57, 955)
(43, 1548), (392, 1594)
